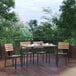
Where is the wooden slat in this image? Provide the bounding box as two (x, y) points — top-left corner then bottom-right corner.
(5, 44), (14, 51)
(20, 42), (31, 49)
(58, 42), (69, 49)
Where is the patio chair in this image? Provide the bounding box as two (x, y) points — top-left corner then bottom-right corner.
(56, 42), (70, 66)
(43, 43), (57, 64)
(20, 42), (33, 65)
(4, 44), (21, 69)
(33, 41), (46, 64)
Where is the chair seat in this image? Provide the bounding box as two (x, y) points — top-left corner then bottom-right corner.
(58, 52), (67, 55)
(26, 52), (33, 54)
(37, 51), (46, 54)
(9, 55), (21, 58)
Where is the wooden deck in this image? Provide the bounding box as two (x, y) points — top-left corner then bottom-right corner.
(0, 55), (76, 76)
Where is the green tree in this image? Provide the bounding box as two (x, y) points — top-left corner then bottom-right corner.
(0, 18), (32, 45)
(29, 19), (38, 31)
(28, 8), (57, 42)
(0, 0), (15, 20)
(28, 19), (38, 40)
(15, 22), (32, 38)
(58, 0), (76, 37)
(33, 22), (54, 42)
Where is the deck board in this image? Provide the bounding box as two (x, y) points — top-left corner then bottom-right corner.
(0, 56), (76, 76)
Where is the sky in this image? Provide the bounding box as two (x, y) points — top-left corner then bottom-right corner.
(15, 0), (63, 23)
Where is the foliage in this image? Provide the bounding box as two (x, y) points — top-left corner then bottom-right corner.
(58, 0), (76, 37)
(28, 8), (58, 43)
(41, 7), (53, 24)
(15, 22), (33, 39)
(50, 0), (76, 44)
(29, 19), (38, 32)
(0, 0), (32, 45)
(0, 0), (15, 20)
(33, 22), (54, 42)
(0, 19), (32, 45)
(0, 0), (76, 45)
(28, 19), (56, 42)
(68, 38), (76, 45)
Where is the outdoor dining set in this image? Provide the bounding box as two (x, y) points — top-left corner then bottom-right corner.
(4, 41), (70, 69)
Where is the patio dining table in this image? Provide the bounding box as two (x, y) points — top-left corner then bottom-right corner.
(20, 43), (57, 66)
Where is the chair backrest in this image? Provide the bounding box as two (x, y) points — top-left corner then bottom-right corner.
(4, 44), (14, 52)
(20, 42), (31, 49)
(33, 41), (43, 49)
(58, 42), (69, 49)
(33, 41), (43, 45)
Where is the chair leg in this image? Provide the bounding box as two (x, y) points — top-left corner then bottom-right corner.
(12, 58), (14, 66)
(68, 56), (69, 63)
(42, 54), (44, 63)
(49, 54), (50, 64)
(33, 53), (34, 64)
(37, 53), (38, 64)
(23, 55), (25, 65)
(65, 55), (68, 65)
(46, 53), (47, 63)
(67, 54), (69, 63)
(4, 58), (7, 67)
(20, 55), (23, 67)
(56, 54), (59, 67)
(14, 58), (17, 69)
(26, 54), (28, 66)
(30, 54), (32, 62)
